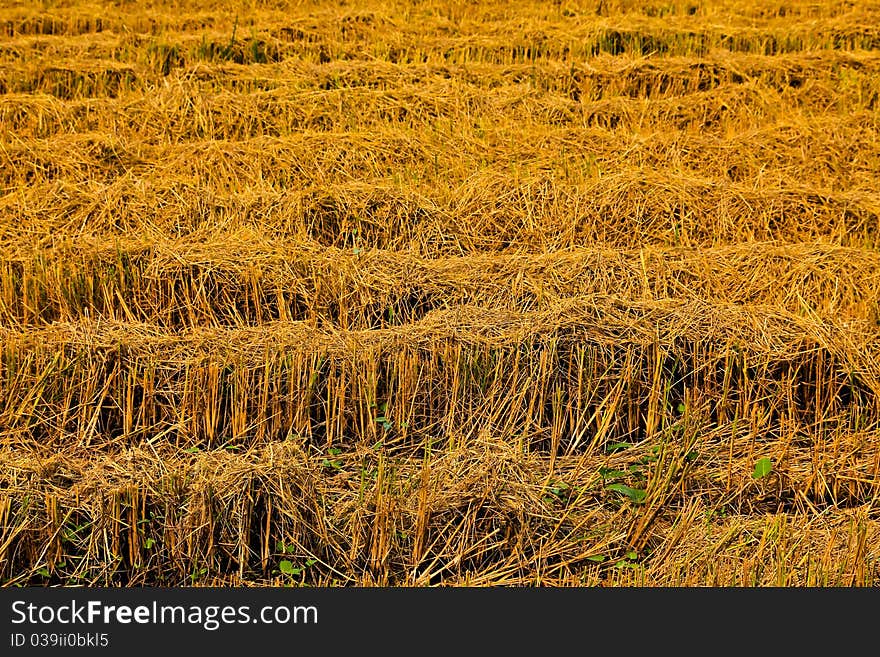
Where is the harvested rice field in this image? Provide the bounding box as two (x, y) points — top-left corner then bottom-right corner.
(1, 0), (879, 587)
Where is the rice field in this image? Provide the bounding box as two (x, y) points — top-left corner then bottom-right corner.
(1, 0), (879, 587)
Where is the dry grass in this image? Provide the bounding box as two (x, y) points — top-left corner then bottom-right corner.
(1, 0), (879, 587)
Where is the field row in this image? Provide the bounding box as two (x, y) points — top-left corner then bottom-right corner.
(3, 242), (879, 327)
(4, 1), (880, 40)
(4, 176), (878, 253)
(5, 19), (880, 70)
(4, 110), (877, 188)
(1, 438), (877, 586)
(4, 0), (877, 30)
(2, 300), (878, 450)
(2, 69), (878, 146)
(2, 50), (879, 104)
